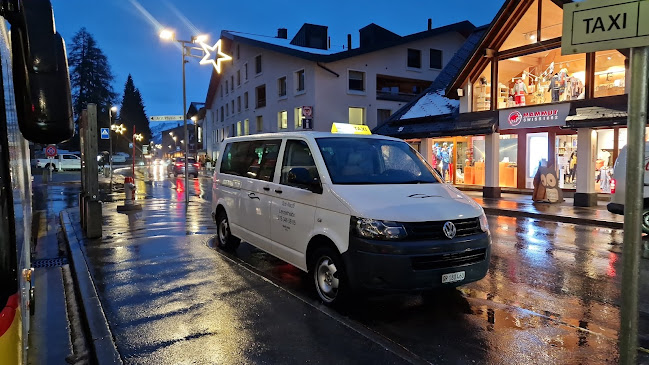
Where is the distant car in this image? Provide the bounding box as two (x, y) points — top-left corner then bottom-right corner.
(167, 157), (199, 178)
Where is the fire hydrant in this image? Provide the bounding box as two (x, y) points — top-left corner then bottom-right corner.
(124, 176), (136, 205)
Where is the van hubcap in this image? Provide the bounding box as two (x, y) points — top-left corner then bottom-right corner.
(316, 257), (339, 301)
(643, 211), (649, 230)
(218, 219), (229, 244)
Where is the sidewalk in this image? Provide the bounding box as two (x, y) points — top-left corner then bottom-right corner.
(463, 190), (624, 229)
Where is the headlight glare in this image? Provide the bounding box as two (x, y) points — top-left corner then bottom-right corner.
(352, 217), (407, 240)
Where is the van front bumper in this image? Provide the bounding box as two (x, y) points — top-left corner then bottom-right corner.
(341, 233), (491, 292)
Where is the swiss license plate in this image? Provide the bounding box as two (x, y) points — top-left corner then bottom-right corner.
(442, 271), (465, 283)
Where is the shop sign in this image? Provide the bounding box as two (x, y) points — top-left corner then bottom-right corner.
(562, 0), (649, 55)
(498, 104), (571, 130)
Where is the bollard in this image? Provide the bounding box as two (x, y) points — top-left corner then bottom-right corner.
(42, 168), (49, 183)
(117, 176), (141, 212)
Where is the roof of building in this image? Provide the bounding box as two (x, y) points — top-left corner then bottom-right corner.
(205, 20), (476, 108)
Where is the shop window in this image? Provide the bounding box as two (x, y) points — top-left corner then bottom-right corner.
(500, 0), (538, 51)
(473, 62), (492, 112)
(349, 107), (364, 125)
(278, 110), (288, 130)
(555, 134), (578, 189)
(594, 50), (626, 98)
(498, 48), (585, 109)
(431, 139), (455, 183)
(499, 134), (518, 188)
(540, 0), (563, 41)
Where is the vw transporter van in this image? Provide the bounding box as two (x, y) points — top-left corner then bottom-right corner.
(211, 132), (491, 305)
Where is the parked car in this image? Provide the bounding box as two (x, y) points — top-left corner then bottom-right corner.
(167, 157), (199, 178)
(34, 153), (81, 171)
(607, 142), (649, 232)
(211, 131), (491, 306)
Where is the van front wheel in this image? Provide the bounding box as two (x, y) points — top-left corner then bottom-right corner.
(642, 208), (649, 234)
(312, 247), (348, 306)
(216, 211), (240, 251)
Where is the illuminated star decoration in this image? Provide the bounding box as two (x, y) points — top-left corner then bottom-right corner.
(199, 39), (232, 74)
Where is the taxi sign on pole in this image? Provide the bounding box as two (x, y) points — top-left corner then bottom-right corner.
(562, 0), (649, 55)
(331, 123), (372, 135)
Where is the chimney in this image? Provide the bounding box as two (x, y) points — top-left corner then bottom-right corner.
(347, 34), (352, 50)
(277, 28), (288, 39)
(428, 18), (432, 30)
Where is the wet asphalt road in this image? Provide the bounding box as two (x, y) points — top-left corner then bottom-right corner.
(39, 169), (649, 364)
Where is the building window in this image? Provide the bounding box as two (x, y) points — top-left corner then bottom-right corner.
(278, 110), (288, 130)
(220, 106), (224, 121)
(278, 76), (287, 97)
(594, 50), (626, 98)
(237, 96), (241, 113)
(348, 107), (364, 125)
(473, 62), (492, 112)
(231, 100), (235, 113)
(244, 119), (249, 135)
(231, 76), (234, 91)
(429, 49), (443, 69)
(377, 109), (391, 125)
(407, 48), (421, 68)
(225, 104), (229, 116)
(255, 55), (262, 74)
(225, 80), (229, 94)
(498, 48), (585, 109)
(256, 116), (263, 133)
(236, 44), (240, 59)
(236, 121), (242, 136)
(256, 85), (266, 108)
(348, 70), (365, 92)
(220, 85), (223, 97)
(294, 107), (303, 129)
(237, 70), (241, 86)
(295, 69), (305, 92)
(244, 63), (248, 81)
(244, 92), (249, 109)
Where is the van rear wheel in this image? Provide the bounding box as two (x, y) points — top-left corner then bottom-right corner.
(312, 246), (348, 306)
(216, 211), (240, 251)
(642, 208), (649, 234)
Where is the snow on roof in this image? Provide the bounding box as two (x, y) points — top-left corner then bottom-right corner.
(399, 89), (459, 119)
(226, 31), (338, 55)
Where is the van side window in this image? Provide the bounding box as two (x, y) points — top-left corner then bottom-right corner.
(221, 140), (280, 181)
(280, 140), (319, 186)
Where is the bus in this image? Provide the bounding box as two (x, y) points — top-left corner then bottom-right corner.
(0, 1), (74, 363)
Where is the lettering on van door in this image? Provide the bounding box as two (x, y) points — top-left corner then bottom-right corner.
(277, 200), (297, 231)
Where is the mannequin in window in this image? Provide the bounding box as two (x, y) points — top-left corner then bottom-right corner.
(512, 79), (527, 106)
(550, 73), (561, 102)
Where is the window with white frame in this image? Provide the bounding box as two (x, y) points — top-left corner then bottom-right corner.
(255, 55), (262, 74)
(278, 76), (287, 97)
(278, 111), (288, 130)
(295, 69), (305, 92)
(348, 107), (365, 125)
(294, 107), (303, 129)
(348, 70), (365, 92)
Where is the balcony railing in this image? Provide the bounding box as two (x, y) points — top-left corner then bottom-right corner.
(376, 90), (417, 102)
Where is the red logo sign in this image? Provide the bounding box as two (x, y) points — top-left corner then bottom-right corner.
(508, 111), (522, 126)
(45, 145), (57, 157)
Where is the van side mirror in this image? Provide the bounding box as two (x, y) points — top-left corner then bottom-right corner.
(288, 167), (322, 194)
(9, 0), (74, 144)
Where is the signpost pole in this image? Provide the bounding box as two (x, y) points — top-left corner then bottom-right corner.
(620, 46), (648, 365)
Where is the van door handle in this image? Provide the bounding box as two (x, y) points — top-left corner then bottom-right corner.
(275, 189), (283, 194)
(248, 192), (260, 200)
(262, 186), (270, 191)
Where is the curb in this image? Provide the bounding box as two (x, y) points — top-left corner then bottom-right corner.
(59, 209), (123, 365)
(483, 207), (624, 230)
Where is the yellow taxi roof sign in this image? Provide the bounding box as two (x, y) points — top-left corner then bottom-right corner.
(331, 123), (372, 135)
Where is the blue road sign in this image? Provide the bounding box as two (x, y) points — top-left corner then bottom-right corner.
(100, 128), (110, 140)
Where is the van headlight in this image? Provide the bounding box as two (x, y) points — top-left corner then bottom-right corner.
(351, 217), (407, 240)
(479, 213), (489, 232)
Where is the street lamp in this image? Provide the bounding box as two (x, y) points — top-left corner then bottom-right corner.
(109, 106), (118, 191)
(159, 27), (231, 205)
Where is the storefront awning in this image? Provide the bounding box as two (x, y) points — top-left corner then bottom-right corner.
(374, 110), (497, 139)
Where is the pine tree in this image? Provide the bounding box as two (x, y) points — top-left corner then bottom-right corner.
(117, 75), (151, 153)
(67, 27), (117, 151)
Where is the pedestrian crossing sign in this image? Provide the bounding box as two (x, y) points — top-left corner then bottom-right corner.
(100, 128), (110, 140)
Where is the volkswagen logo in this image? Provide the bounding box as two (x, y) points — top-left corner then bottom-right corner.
(443, 221), (456, 239)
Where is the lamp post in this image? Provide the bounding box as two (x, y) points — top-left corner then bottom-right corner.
(110, 122), (126, 192)
(159, 28), (230, 205)
(109, 106), (118, 191)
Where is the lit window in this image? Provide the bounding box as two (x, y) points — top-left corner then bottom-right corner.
(244, 119), (249, 135)
(278, 110), (288, 130)
(349, 107), (364, 125)
(294, 107), (303, 129)
(594, 50), (626, 98)
(256, 116), (263, 133)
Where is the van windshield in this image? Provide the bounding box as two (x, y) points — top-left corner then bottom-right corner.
(316, 137), (442, 185)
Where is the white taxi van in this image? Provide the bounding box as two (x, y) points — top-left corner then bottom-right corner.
(211, 127), (491, 305)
